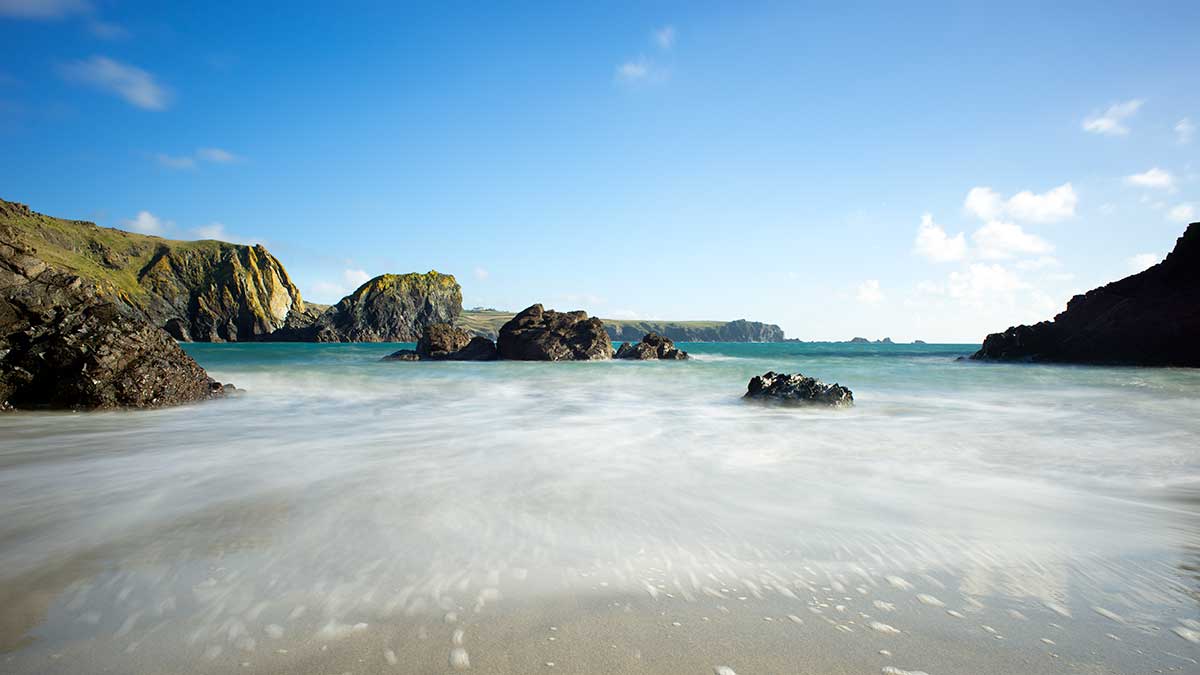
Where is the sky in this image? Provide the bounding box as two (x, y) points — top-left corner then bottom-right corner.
(1, 1), (1197, 342)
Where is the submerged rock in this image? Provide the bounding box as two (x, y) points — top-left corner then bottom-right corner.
(743, 371), (853, 407)
(496, 304), (612, 361)
(382, 323), (497, 361)
(614, 332), (688, 360)
(972, 222), (1200, 366)
(1, 230), (232, 410)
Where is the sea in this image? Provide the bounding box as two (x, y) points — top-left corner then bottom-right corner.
(1, 342), (1198, 674)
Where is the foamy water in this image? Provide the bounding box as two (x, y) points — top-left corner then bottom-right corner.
(1, 342), (1197, 673)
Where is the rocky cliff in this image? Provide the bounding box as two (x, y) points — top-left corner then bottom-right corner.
(297, 272), (463, 342)
(459, 310), (784, 342)
(972, 222), (1200, 366)
(0, 199), (305, 342)
(1, 220), (231, 410)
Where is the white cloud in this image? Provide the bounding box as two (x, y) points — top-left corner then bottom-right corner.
(947, 263), (1029, 306)
(88, 19), (128, 40)
(1082, 99), (1143, 136)
(1128, 253), (1160, 272)
(1176, 117), (1195, 145)
(0, 0), (89, 19)
(1015, 256), (1061, 271)
(59, 56), (170, 110)
(192, 222), (228, 239)
(197, 147), (239, 163)
(856, 279), (884, 304)
(122, 210), (169, 235)
(607, 308), (641, 319)
(156, 153), (195, 169)
(308, 281), (345, 301)
(473, 266), (489, 281)
(972, 220), (1053, 260)
(1167, 203), (1195, 223)
(914, 213), (967, 262)
(1125, 167), (1174, 190)
(343, 268), (371, 288)
(653, 25), (676, 49)
(964, 183), (1077, 224)
(615, 60), (649, 82)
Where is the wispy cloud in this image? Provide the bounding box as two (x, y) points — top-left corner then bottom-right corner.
(1167, 203), (1195, 223)
(964, 183), (1077, 224)
(1175, 117), (1195, 145)
(615, 60), (650, 83)
(1082, 99), (1143, 136)
(1125, 167), (1173, 190)
(197, 147), (239, 163)
(1128, 253), (1160, 272)
(856, 279), (884, 304)
(343, 268), (371, 288)
(156, 153), (195, 169)
(88, 19), (129, 40)
(122, 210), (170, 234)
(191, 222), (261, 245)
(155, 147), (242, 169)
(473, 266), (489, 281)
(0, 0), (90, 19)
(59, 55), (170, 110)
(653, 25), (676, 50)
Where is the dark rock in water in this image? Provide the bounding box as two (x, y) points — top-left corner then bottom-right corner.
(300, 272), (462, 343)
(382, 323), (497, 361)
(614, 332), (688, 360)
(877, 337), (894, 344)
(971, 222), (1200, 367)
(849, 337), (870, 343)
(743, 371), (854, 407)
(496, 304), (612, 361)
(913, 339), (927, 345)
(1, 231), (231, 410)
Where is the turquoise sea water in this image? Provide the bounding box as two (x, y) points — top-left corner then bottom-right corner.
(1, 342), (1198, 673)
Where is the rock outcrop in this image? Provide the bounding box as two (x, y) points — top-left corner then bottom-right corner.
(604, 319), (784, 343)
(1, 225), (232, 410)
(0, 199), (306, 342)
(382, 323), (497, 361)
(743, 371), (854, 407)
(303, 272), (462, 343)
(496, 304), (612, 361)
(614, 332), (688, 360)
(972, 222), (1200, 367)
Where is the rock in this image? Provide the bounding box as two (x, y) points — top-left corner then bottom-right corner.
(1, 232), (231, 410)
(604, 318), (784, 343)
(1, 199), (306, 342)
(849, 337), (870, 343)
(743, 371), (854, 407)
(913, 340), (927, 345)
(496, 304), (612, 361)
(307, 272), (462, 342)
(614, 332), (688, 360)
(972, 222), (1200, 366)
(382, 323), (497, 361)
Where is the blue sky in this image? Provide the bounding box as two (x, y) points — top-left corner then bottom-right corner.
(1, 1), (1197, 341)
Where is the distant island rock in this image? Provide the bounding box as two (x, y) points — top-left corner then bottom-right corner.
(497, 304), (612, 361)
(913, 339), (927, 345)
(459, 310), (784, 343)
(972, 222), (1200, 367)
(289, 272), (462, 342)
(615, 333), (688, 360)
(383, 323), (497, 361)
(743, 371), (853, 407)
(1, 215), (232, 410)
(849, 337), (870, 343)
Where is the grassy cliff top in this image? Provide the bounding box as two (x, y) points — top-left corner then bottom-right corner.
(345, 271), (461, 300)
(0, 198), (261, 299)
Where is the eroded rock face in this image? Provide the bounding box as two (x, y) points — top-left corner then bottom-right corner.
(382, 323), (497, 361)
(743, 371), (853, 407)
(308, 272), (462, 343)
(496, 304), (612, 361)
(972, 222), (1200, 366)
(615, 332), (688, 360)
(1, 230), (231, 410)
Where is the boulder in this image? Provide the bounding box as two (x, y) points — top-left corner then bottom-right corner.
(382, 323), (497, 361)
(971, 222), (1200, 366)
(614, 332), (688, 360)
(743, 371), (853, 407)
(1, 231), (232, 410)
(496, 304), (612, 361)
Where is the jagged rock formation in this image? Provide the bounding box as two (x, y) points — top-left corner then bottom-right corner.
(743, 371), (854, 407)
(972, 222), (1200, 366)
(382, 323), (497, 361)
(615, 332), (688, 360)
(1, 223), (232, 410)
(496, 304), (612, 360)
(290, 272), (461, 343)
(0, 199), (305, 342)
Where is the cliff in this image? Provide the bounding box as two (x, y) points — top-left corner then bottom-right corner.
(0, 199), (305, 342)
(298, 272), (463, 342)
(972, 222), (1200, 366)
(459, 310), (784, 342)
